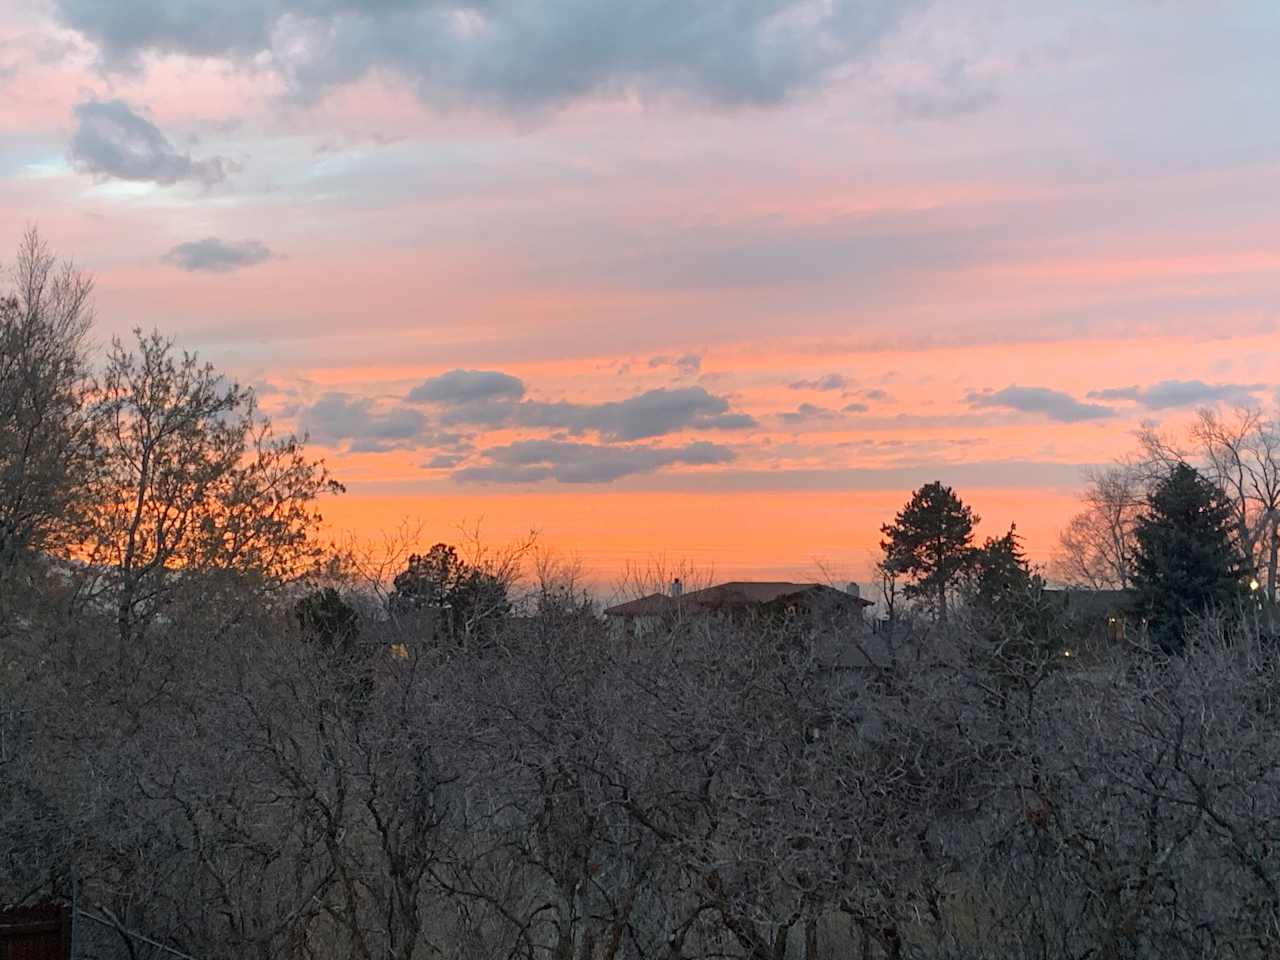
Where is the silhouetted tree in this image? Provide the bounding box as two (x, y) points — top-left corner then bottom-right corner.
(880, 481), (977, 624)
(86, 329), (340, 655)
(0, 228), (96, 582)
(295, 587), (361, 655)
(1133, 462), (1246, 653)
(390, 543), (464, 616)
(1140, 408), (1280, 605)
(969, 526), (1031, 601)
(966, 525), (1065, 705)
(1053, 464), (1144, 590)
(390, 543), (511, 643)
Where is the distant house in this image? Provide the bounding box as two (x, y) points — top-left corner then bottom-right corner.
(604, 580), (873, 638)
(1046, 588), (1135, 644)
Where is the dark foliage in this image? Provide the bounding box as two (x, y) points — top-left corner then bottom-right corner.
(295, 587), (361, 655)
(389, 542), (512, 643)
(1133, 462), (1247, 652)
(880, 481), (978, 623)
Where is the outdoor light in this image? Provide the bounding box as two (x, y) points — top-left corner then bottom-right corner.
(1250, 579), (1261, 592)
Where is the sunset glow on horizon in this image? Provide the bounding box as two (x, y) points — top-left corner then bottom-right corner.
(4, 0), (1277, 587)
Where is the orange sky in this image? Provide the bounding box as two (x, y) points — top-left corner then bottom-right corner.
(3, 1), (1278, 592)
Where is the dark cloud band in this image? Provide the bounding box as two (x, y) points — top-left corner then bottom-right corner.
(57, 0), (915, 109)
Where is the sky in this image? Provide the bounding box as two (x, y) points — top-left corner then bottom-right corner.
(3, 0), (1278, 589)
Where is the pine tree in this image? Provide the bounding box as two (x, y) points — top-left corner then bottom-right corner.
(389, 543), (511, 643)
(880, 481), (977, 624)
(1133, 461), (1246, 653)
(966, 524), (1064, 670)
(295, 587), (361, 657)
(968, 525), (1035, 614)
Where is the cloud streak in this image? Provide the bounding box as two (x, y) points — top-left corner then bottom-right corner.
(789, 373), (849, 391)
(1088, 379), (1265, 410)
(966, 386), (1114, 423)
(299, 392), (451, 454)
(454, 439), (735, 485)
(649, 353), (702, 377)
(407, 369), (527, 404)
(68, 99), (234, 186)
(780, 402), (840, 426)
(407, 376), (757, 441)
(164, 238), (274, 273)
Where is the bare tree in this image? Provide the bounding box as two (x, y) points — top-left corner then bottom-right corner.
(1052, 463), (1145, 589)
(1190, 408), (1280, 603)
(84, 329), (341, 653)
(0, 228), (96, 579)
(611, 555), (717, 606)
(1136, 407), (1280, 602)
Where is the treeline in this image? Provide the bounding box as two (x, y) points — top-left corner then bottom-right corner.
(1054, 407), (1280, 604)
(4, 233), (1280, 959)
(878, 467), (1266, 653)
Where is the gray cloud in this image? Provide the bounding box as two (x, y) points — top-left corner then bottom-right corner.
(423, 452), (467, 469)
(1088, 379), (1265, 410)
(535, 387), (754, 441)
(780, 402), (840, 425)
(568, 459), (1105, 494)
(841, 401), (870, 413)
(56, 0), (274, 62)
(68, 99), (233, 186)
(413, 380), (756, 441)
(407, 369), (527, 404)
(966, 386), (1114, 423)
(454, 439), (734, 485)
(649, 353), (702, 376)
(164, 237), (274, 273)
(789, 373), (849, 391)
(57, 0), (915, 108)
(298, 392), (452, 453)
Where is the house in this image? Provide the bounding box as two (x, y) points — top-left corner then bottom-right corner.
(604, 580), (873, 638)
(1045, 588), (1135, 644)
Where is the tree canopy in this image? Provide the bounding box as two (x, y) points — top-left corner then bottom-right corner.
(87, 329), (342, 650)
(880, 481), (977, 623)
(1133, 461), (1247, 653)
(0, 228), (96, 581)
(390, 542), (512, 644)
(968, 525), (1036, 614)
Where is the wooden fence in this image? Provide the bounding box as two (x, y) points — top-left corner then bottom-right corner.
(0, 904), (70, 960)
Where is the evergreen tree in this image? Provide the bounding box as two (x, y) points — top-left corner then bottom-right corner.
(295, 587), (369, 707)
(295, 587), (361, 657)
(389, 542), (511, 643)
(1133, 461), (1246, 653)
(390, 543), (464, 616)
(968, 525), (1035, 616)
(880, 481), (977, 624)
(966, 525), (1065, 676)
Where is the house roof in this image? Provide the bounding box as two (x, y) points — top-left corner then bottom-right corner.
(604, 581), (873, 617)
(1045, 588), (1135, 618)
(603, 592), (679, 617)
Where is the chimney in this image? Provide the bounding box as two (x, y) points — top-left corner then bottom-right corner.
(670, 578), (683, 598)
(845, 582), (861, 600)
